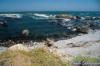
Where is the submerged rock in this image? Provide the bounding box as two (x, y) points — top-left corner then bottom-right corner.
(22, 29), (30, 37)
(0, 19), (7, 27)
(55, 14), (73, 19)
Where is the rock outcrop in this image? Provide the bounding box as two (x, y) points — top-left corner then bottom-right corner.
(8, 44), (30, 51)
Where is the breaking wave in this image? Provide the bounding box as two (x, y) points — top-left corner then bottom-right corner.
(0, 14), (23, 18)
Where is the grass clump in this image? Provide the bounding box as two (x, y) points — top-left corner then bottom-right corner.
(0, 48), (70, 66)
(73, 56), (100, 63)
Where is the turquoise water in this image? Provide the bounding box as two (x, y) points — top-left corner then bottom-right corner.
(0, 11), (100, 40)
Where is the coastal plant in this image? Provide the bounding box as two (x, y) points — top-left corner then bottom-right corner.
(73, 56), (100, 63)
(0, 48), (70, 66)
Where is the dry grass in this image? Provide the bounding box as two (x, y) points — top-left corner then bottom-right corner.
(0, 48), (70, 66)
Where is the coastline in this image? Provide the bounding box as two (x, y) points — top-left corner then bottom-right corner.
(0, 30), (100, 61)
(0, 11), (100, 65)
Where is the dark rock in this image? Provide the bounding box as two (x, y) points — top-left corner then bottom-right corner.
(45, 42), (53, 47)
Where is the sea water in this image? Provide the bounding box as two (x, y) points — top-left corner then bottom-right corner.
(0, 11), (100, 40)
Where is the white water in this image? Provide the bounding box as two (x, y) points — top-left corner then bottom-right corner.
(34, 13), (49, 18)
(0, 14), (23, 18)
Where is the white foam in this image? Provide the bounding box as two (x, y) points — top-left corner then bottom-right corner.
(34, 13), (49, 18)
(63, 19), (71, 22)
(0, 14), (22, 18)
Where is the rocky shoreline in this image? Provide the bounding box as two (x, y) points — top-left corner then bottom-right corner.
(0, 13), (100, 65)
(0, 30), (100, 62)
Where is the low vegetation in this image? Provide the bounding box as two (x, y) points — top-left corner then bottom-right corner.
(0, 48), (70, 66)
(73, 56), (100, 63)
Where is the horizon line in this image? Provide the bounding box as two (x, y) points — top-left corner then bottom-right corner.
(0, 10), (100, 13)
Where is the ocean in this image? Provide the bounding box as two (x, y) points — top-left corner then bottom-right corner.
(0, 11), (100, 41)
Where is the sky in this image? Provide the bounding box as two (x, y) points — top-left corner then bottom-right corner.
(0, 0), (99, 12)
